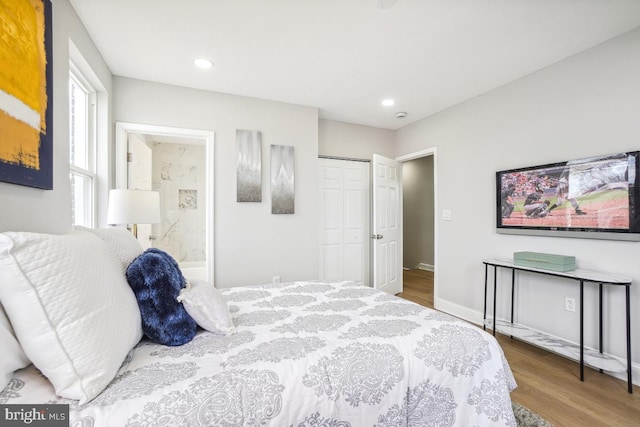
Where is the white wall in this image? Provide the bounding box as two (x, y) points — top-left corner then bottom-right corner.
(113, 77), (319, 288)
(0, 0), (112, 233)
(396, 28), (640, 381)
(402, 155), (434, 269)
(319, 119), (395, 160)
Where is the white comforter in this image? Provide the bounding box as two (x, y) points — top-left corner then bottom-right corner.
(1, 281), (517, 426)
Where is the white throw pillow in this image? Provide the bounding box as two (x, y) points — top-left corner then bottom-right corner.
(0, 230), (143, 404)
(74, 226), (143, 274)
(0, 303), (30, 391)
(177, 279), (234, 335)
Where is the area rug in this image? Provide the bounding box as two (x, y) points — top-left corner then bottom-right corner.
(513, 402), (554, 427)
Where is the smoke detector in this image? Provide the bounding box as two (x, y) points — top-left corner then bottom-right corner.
(377, 0), (398, 9)
(395, 112), (407, 119)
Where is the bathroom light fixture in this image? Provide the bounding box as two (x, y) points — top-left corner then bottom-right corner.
(194, 58), (214, 69)
(381, 99), (395, 107)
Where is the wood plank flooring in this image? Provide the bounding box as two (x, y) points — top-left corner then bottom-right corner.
(397, 268), (434, 307)
(399, 269), (640, 427)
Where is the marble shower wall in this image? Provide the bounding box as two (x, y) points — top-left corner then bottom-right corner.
(151, 141), (206, 263)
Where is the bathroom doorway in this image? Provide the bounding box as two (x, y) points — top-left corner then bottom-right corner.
(114, 122), (215, 282)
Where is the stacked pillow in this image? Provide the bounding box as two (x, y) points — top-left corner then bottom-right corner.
(126, 248), (198, 346)
(126, 248), (235, 344)
(75, 226), (144, 274)
(0, 229), (143, 404)
(178, 279), (234, 335)
(0, 227), (234, 403)
(0, 303), (30, 391)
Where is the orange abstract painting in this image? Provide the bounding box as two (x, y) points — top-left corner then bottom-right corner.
(0, 0), (52, 189)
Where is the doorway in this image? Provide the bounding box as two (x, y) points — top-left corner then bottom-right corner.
(317, 153), (403, 294)
(317, 150), (436, 300)
(397, 148), (437, 308)
(114, 122), (215, 282)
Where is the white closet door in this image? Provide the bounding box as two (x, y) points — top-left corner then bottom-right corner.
(319, 158), (370, 284)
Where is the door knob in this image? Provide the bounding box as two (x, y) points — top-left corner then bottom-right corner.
(371, 234), (384, 239)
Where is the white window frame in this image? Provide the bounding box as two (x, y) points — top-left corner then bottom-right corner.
(69, 63), (97, 227)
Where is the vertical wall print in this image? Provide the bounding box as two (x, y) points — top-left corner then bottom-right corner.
(0, 0), (53, 189)
(236, 130), (262, 202)
(271, 145), (295, 214)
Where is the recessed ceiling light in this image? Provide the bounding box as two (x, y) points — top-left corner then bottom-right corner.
(382, 99), (395, 107)
(194, 58), (213, 69)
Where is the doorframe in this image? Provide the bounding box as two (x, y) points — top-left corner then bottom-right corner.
(396, 147), (438, 306)
(114, 122), (215, 283)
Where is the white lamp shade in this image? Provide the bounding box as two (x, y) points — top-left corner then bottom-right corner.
(107, 189), (161, 225)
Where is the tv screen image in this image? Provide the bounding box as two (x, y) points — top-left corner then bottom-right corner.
(496, 151), (640, 240)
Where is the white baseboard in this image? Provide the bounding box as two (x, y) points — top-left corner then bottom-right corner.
(415, 263), (434, 272)
(434, 296), (640, 389)
(434, 297), (484, 326)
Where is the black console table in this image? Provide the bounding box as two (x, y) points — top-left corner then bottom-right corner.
(482, 259), (633, 393)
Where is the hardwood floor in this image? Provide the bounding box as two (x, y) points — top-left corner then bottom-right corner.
(399, 269), (640, 426)
(397, 268), (434, 307)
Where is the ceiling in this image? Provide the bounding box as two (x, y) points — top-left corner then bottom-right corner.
(69, 0), (640, 130)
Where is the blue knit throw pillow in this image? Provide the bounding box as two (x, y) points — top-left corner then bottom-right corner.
(126, 248), (196, 346)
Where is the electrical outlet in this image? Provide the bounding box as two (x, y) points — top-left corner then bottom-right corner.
(273, 276), (281, 284)
(565, 297), (576, 312)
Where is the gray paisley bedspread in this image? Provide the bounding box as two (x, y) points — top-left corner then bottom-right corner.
(1, 281), (517, 426)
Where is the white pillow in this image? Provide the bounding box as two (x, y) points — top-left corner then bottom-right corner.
(0, 302), (30, 391)
(0, 230), (143, 404)
(177, 279), (234, 335)
(74, 226), (143, 273)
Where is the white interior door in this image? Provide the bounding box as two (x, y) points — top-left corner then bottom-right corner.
(319, 158), (370, 284)
(372, 154), (402, 294)
(127, 134), (153, 249)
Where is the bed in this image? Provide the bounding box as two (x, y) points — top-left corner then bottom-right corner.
(0, 230), (517, 426)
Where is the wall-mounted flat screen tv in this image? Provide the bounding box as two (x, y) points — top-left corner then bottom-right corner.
(497, 151), (640, 241)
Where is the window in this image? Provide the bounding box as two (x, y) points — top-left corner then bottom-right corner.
(69, 67), (96, 227)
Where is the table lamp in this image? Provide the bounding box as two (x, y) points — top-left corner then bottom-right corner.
(107, 189), (161, 238)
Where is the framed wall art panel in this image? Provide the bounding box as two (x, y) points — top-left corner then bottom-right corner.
(236, 129), (262, 202)
(271, 144), (294, 214)
(0, 0), (53, 190)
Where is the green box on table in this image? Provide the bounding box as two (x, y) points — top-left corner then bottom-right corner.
(513, 251), (576, 272)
